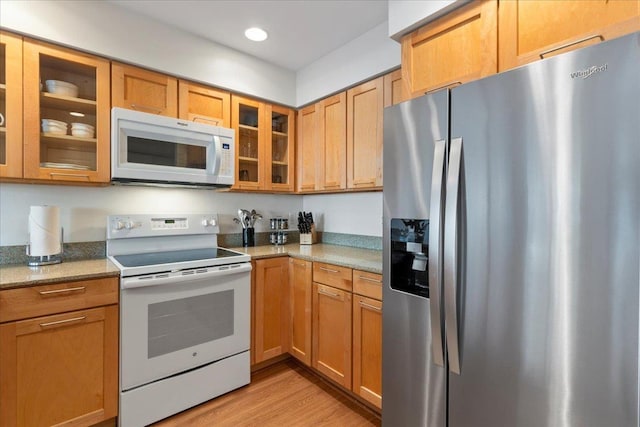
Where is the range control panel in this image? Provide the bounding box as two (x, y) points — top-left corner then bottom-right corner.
(107, 214), (219, 239)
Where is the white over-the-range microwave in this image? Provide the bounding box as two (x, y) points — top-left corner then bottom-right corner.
(111, 107), (235, 187)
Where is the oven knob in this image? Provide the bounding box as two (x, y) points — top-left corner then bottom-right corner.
(202, 218), (217, 227)
(124, 221), (137, 230)
(114, 221), (125, 230)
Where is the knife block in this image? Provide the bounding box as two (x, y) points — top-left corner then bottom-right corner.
(300, 224), (317, 245)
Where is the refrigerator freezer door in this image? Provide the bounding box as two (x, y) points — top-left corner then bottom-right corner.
(382, 92), (448, 427)
(448, 33), (640, 427)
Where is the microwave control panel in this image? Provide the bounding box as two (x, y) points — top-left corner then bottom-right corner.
(219, 140), (233, 178)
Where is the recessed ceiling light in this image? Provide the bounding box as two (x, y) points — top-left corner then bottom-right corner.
(245, 27), (268, 42)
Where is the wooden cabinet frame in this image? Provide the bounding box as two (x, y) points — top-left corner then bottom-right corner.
(23, 39), (111, 183)
(178, 80), (230, 127)
(0, 31), (23, 179)
(112, 62), (177, 116)
(289, 258), (312, 365)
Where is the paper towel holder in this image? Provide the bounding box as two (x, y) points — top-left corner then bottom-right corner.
(26, 228), (64, 267)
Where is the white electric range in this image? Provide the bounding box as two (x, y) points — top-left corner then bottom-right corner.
(106, 214), (251, 426)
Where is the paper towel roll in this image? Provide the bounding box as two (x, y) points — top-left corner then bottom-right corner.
(28, 205), (61, 256)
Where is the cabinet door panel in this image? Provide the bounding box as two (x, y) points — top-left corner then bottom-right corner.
(23, 39), (111, 182)
(178, 80), (230, 127)
(0, 305), (118, 427)
(402, 0), (497, 95)
(112, 62), (177, 116)
(499, 0), (640, 71)
(312, 283), (352, 388)
(0, 31), (23, 178)
(266, 104), (295, 191)
(347, 78), (383, 189)
(289, 258), (312, 365)
(353, 295), (382, 409)
(296, 104), (319, 192)
(254, 258), (289, 363)
(383, 68), (411, 108)
(232, 95), (264, 190)
(320, 93), (347, 190)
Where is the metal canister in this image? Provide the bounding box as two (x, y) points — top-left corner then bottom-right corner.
(270, 218), (277, 230)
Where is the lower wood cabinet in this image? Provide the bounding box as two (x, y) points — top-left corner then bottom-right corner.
(289, 258), (312, 365)
(312, 282), (352, 389)
(0, 278), (118, 427)
(252, 257), (290, 364)
(352, 294), (382, 409)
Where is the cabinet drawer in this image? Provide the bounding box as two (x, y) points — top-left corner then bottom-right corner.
(0, 277), (119, 323)
(313, 262), (352, 292)
(353, 270), (382, 301)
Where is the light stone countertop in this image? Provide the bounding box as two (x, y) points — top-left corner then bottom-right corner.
(0, 244), (382, 291)
(230, 243), (382, 274)
(0, 259), (120, 290)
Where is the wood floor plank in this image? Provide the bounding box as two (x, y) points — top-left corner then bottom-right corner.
(152, 359), (380, 427)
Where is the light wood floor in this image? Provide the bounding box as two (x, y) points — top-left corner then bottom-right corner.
(152, 359), (381, 427)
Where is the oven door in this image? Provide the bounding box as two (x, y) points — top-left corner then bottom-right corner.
(120, 263), (251, 391)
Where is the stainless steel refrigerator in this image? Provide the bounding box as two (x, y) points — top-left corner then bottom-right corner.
(382, 32), (640, 427)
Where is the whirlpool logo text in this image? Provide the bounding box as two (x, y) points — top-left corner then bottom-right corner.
(570, 64), (608, 79)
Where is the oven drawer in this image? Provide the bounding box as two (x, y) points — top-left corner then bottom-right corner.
(0, 277), (119, 323)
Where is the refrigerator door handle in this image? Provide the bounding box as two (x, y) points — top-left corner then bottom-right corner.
(428, 138), (447, 367)
(444, 137), (463, 375)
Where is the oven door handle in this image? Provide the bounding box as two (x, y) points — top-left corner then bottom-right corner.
(121, 263), (252, 289)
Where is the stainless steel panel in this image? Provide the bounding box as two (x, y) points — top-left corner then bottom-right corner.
(449, 33), (640, 427)
(382, 92), (448, 427)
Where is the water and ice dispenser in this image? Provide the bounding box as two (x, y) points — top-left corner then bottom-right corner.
(390, 219), (429, 298)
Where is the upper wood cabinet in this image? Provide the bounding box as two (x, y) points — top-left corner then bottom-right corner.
(23, 38), (111, 183)
(232, 95), (295, 192)
(289, 258), (312, 366)
(296, 103), (319, 192)
(383, 68), (411, 107)
(401, 0), (497, 96)
(112, 62), (177, 116)
(253, 258), (290, 364)
(499, 0), (640, 71)
(347, 77), (383, 189)
(178, 80), (231, 127)
(319, 93), (347, 191)
(0, 278), (118, 427)
(0, 31), (23, 179)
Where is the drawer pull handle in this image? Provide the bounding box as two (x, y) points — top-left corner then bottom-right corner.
(358, 276), (382, 284)
(318, 288), (340, 298)
(359, 301), (381, 312)
(290, 260), (307, 268)
(40, 316), (87, 328)
(131, 103), (163, 114)
(539, 34), (603, 58)
(49, 172), (90, 180)
(193, 116), (221, 125)
(39, 286), (86, 296)
(425, 81), (462, 95)
(319, 267), (339, 274)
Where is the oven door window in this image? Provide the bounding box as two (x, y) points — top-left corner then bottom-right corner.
(148, 290), (233, 358)
(120, 269), (250, 391)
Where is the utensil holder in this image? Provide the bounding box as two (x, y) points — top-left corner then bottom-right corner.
(300, 224), (317, 245)
(242, 227), (255, 247)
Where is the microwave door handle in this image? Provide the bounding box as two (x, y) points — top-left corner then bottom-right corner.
(428, 138), (446, 367)
(444, 137), (463, 375)
(211, 135), (222, 175)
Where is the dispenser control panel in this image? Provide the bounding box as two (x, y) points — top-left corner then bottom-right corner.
(390, 218), (429, 298)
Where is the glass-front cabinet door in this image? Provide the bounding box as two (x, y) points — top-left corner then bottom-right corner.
(232, 96), (263, 190)
(0, 31), (23, 179)
(267, 105), (294, 191)
(23, 39), (110, 183)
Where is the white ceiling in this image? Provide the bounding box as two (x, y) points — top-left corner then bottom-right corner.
(109, 0), (389, 72)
